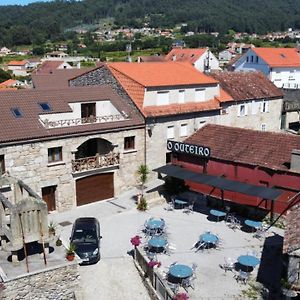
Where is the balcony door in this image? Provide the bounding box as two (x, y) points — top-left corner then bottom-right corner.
(81, 103), (96, 119)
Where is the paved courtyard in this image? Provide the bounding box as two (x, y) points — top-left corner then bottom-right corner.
(50, 183), (284, 300)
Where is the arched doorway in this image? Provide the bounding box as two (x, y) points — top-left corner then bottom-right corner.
(75, 138), (114, 159)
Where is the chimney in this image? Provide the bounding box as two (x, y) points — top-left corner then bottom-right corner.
(290, 149), (300, 171)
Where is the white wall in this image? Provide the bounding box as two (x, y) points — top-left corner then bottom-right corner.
(270, 67), (300, 89)
(39, 101), (123, 124)
(194, 50), (220, 72)
(143, 85), (220, 107)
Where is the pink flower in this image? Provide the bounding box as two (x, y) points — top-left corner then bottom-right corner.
(130, 235), (141, 247)
(173, 292), (189, 300)
(148, 260), (161, 268)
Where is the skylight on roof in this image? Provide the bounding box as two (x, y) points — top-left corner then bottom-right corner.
(11, 107), (23, 118)
(39, 102), (51, 111)
(280, 53), (286, 58)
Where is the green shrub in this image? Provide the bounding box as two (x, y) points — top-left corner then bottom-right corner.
(137, 196), (147, 211)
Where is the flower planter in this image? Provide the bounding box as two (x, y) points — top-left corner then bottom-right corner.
(66, 254), (75, 261)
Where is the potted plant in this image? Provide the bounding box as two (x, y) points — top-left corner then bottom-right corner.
(48, 221), (57, 236)
(137, 196), (147, 211)
(56, 237), (62, 247)
(66, 243), (76, 261)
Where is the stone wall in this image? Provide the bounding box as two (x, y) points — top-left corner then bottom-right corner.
(0, 128), (144, 211)
(1, 263), (80, 300)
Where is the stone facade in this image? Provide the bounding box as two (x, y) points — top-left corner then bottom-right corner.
(1, 263), (80, 300)
(0, 128), (144, 212)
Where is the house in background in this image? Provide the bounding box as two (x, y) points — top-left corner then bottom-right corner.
(0, 79), (27, 89)
(0, 47), (11, 56)
(35, 60), (73, 74)
(45, 51), (68, 60)
(233, 47), (300, 89)
(211, 71), (283, 132)
(7, 60), (29, 76)
(165, 48), (220, 72)
(218, 49), (236, 67)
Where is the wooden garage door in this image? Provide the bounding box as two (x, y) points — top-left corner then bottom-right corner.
(76, 173), (114, 206)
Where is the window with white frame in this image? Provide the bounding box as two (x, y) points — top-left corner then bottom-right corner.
(167, 125), (175, 139)
(238, 104), (247, 116)
(157, 91), (169, 105)
(178, 90), (185, 103)
(261, 100), (269, 113)
(195, 88), (205, 102)
(180, 124), (188, 137)
(251, 100), (259, 115)
(199, 120), (206, 128)
(261, 123), (266, 131)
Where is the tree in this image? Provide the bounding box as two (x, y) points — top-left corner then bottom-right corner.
(0, 69), (11, 83)
(137, 164), (149, 196)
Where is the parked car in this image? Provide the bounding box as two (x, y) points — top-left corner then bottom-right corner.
(70, 217), (102, 265)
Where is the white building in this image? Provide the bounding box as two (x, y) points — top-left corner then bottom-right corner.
(234, 47), (300, 89)
(165, 48), (220, 72)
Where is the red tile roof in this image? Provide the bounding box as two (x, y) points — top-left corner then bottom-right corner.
(185, 124), (300, 171)
(108, 62), (217, 87)
(0, 86), (144, 144)
(210, 71), (283, 101)
(252, 47), (300, 67)
(35, 60), (67, 74)
(165, 48), (207, 64)
(0, 79), (17, 87)
(8, 60), (27, 66)
(108, 62), (231, 117)
(32, 67), (98, 89)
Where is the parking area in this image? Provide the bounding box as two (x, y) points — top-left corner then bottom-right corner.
(50, 184), (284, 300)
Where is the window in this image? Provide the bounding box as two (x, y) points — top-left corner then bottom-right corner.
(261, 123), (266, 131)
(180, 124), (188, 137)
(81, 103), (96, 119)
(246, 56), (249, 63)
(11, 107), (23, 118)
(195, 88), (205, 102)
(39, 102), (51, 111)
(255, 56), (259, 63)
(199, 120), (206, 128)
(178, 90), (185, 104)
(238, 104), (247, 116)
(251, 100), (259, 115)
(167, 126), (174, 139)
(251, 56), (254, 62)
(48, 147), (62, 163)
(124, 136), (135, 150)
(261, 101), (269, 113)
(157, 91), (169, 105)
(0, 155), (5, 174)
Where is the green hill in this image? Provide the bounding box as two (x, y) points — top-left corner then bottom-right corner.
(0, 0), (299, 47)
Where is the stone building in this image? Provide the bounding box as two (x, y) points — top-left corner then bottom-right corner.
(0, 86), (144, 211)
(67, 62), (284, 179)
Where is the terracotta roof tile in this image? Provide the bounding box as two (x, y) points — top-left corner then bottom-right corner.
(252, 47), (300, 67)
(210, 71), (283, 101)
(0, 86), (144, 144)
(165, 48), (207, 64)
(35, 60), (67, 74)
(185, 124), (300, 171)
(8, 60), (27, 66)
(143, 99), (221, 117)
(107, 62), (217, 87)
(0, 79), (17, 87)
(32, 67), (98, 89)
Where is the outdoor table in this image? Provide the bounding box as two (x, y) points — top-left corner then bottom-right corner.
(146, 218), (165, 230)
(245, 220), (262, 232)
(200, 233), (219, 244)
(148, 237), (167, 252)
(169, 264), (193, 280)
(210, 209), (226, 221)
(238, 255), (260, 271)
(174, 198), (188, 209)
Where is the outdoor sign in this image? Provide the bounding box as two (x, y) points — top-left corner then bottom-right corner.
(167, 140), (210, 158)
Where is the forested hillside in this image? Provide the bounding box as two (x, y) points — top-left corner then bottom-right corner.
(0, 0), (300, 47)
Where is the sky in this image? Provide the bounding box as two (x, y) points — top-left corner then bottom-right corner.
(0, 0), (52, 5)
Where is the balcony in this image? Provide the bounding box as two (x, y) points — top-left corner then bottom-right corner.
(71, 152), (120, 173)
(41, 114), (127, 129)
